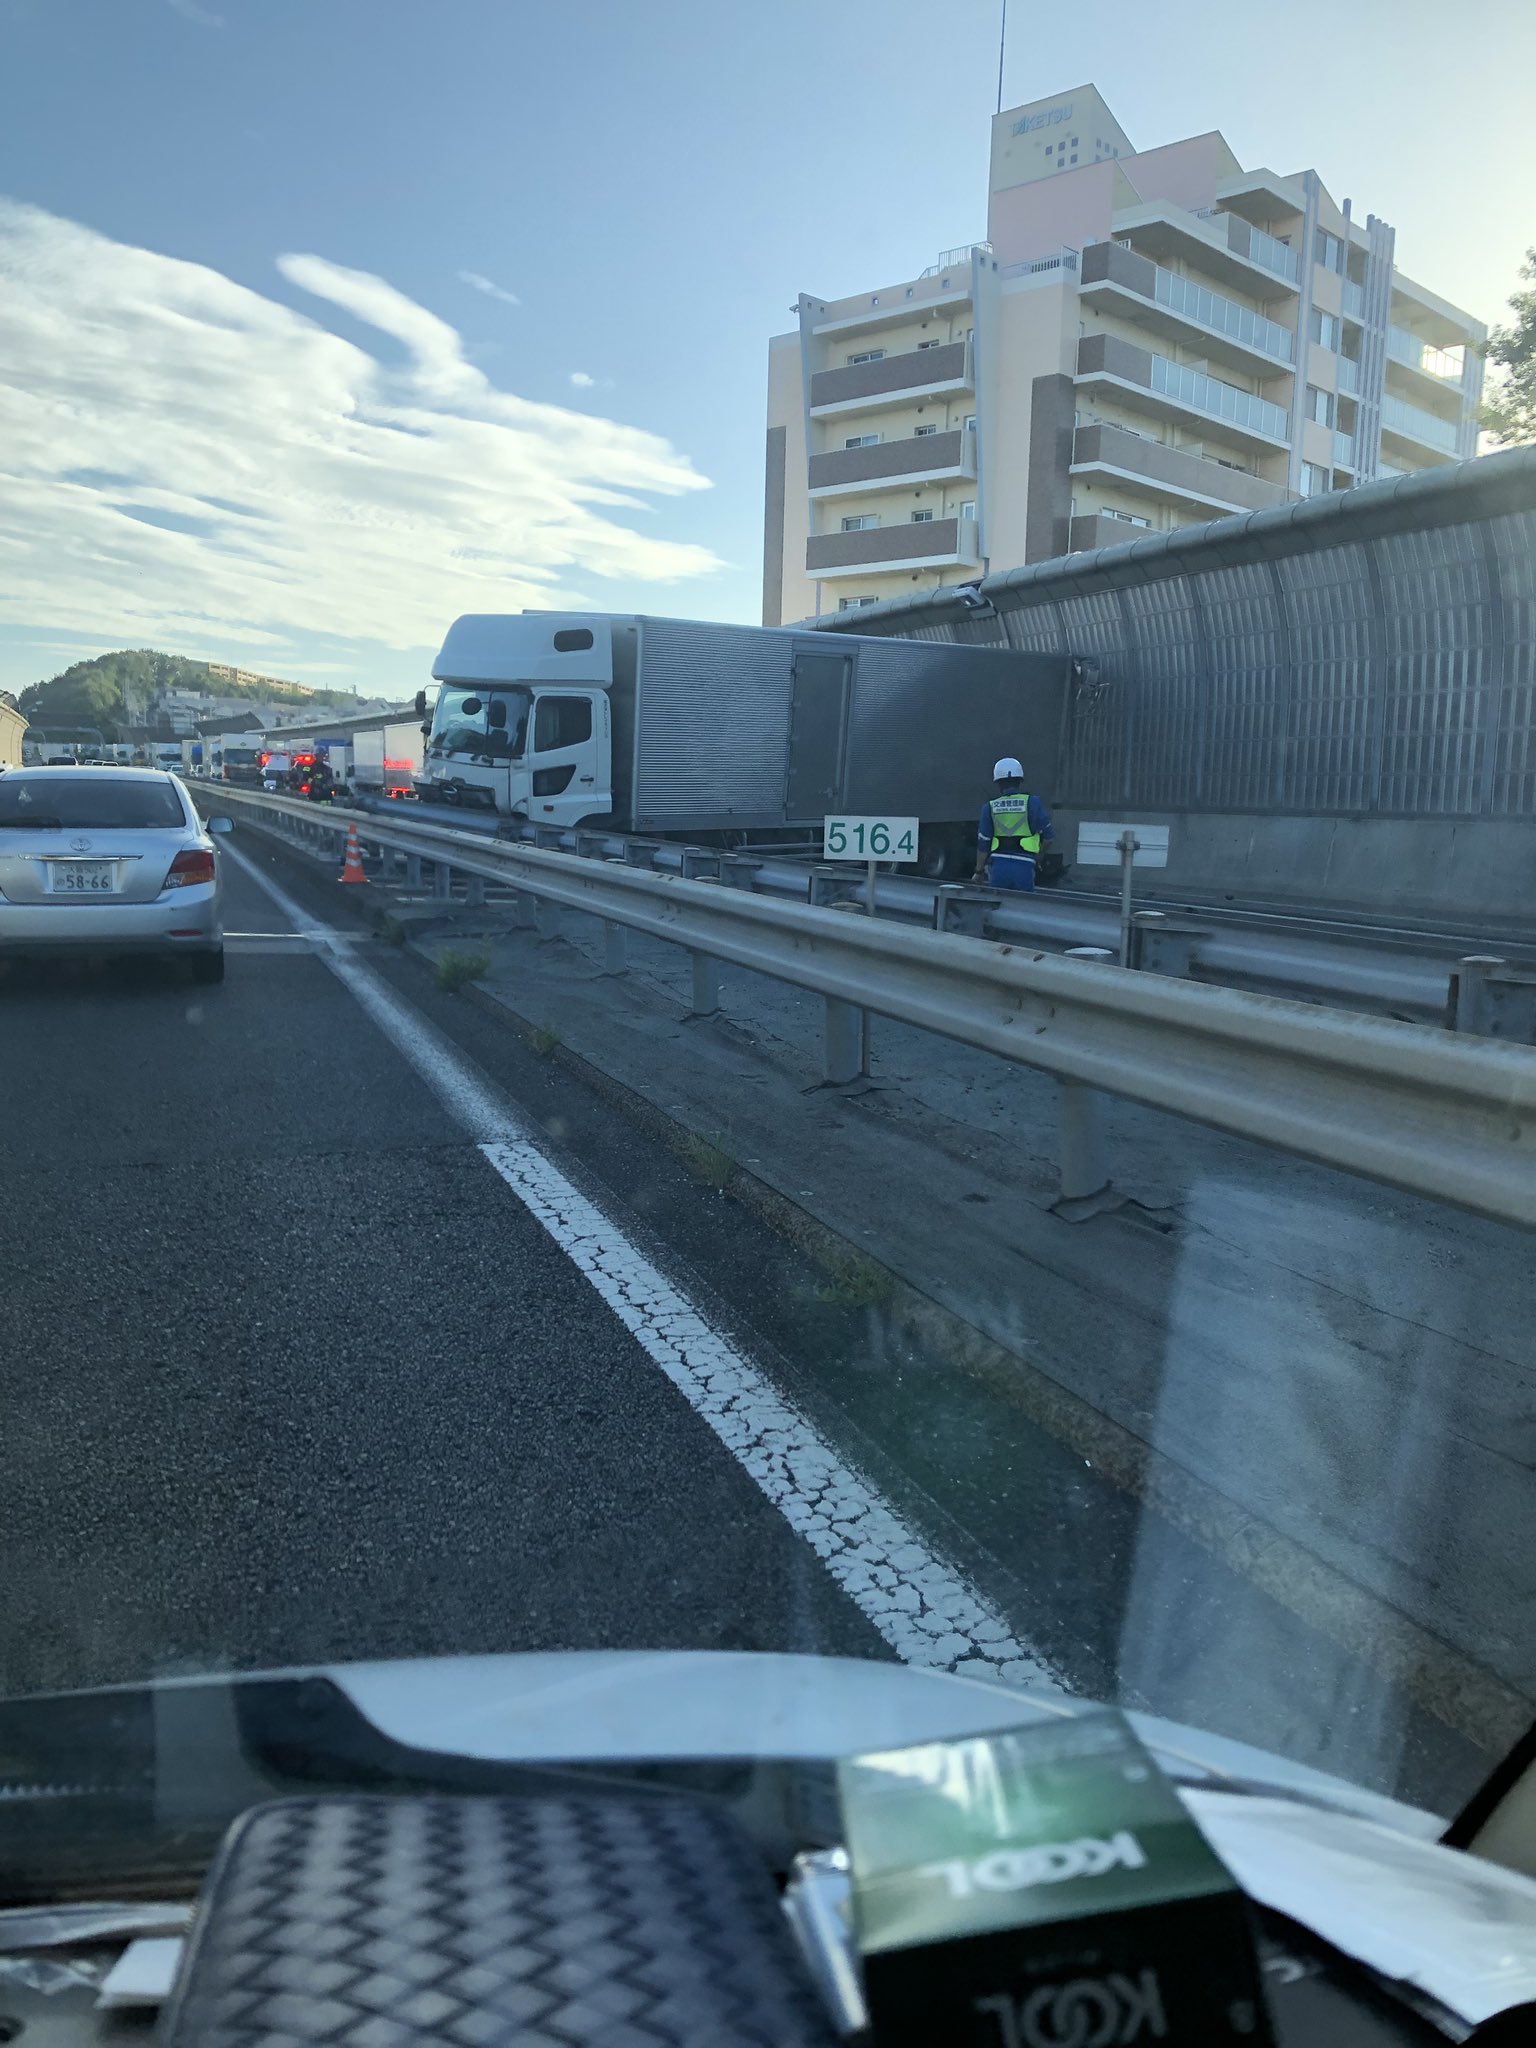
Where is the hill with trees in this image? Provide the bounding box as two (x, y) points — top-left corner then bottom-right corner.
(18, 650), (357, 737)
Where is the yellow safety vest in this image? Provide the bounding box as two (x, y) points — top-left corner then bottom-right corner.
(989, 794), (1041, 856)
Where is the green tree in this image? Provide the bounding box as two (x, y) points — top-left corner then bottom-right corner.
(1481, 247), (1536, 447)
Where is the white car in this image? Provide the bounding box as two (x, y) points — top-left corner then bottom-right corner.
(0, 767), (232, 982)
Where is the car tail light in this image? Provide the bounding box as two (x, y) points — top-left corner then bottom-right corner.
(163, 848), (216, 890)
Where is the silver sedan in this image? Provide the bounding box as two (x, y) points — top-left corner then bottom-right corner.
(0, 768), (233, 982)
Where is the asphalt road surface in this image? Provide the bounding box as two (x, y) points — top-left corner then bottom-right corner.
(0, 826), (1502, 1815)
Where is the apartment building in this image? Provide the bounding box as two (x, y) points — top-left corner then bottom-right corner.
(763, 84), (1486, 624)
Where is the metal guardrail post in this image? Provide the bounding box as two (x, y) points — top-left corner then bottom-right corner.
(623, 840), (660, 869)
(809, 866), (866, 910)
(1450, 956), (1536, 1042)
(1130, 911), (1210, 978)
(823, 997), (865, 1084)
(433, 861), (453, 901)
(690, 951), (720, 1017)
(512, 890), (537, 929)
(533, 825), (565, 851)
(934, 884), (1000, 937)
(1058, 1081), (1112, 1204)
(719, 856), (762, 892)
(534, 893), (560, 938)
(465, 873), (486, 908)
(575, 830), (610, 860)
(603, 920), (628, 975)
(681, 848), (721, 881)
(404, 853), (423, 889)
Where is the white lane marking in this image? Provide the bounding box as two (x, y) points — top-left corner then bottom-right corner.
(223, 842), (1065, 1690)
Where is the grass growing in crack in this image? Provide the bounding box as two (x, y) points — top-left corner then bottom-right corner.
(378, 912), (407, 946)
(434, 946), (491, 993)
(815, 1253), (895, 1311)
(530, 1022), (561, 1057)
(679, 1130), (734, 1189)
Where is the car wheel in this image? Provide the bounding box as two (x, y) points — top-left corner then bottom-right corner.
(190, 948), (225, 986)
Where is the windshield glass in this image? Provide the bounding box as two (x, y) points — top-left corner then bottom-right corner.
(430, 685), (529, 756)
(0, 774), (186, 828)
(2, 0), (1533, 1914)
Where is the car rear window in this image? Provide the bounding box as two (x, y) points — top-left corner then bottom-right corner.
(0, 776), (189, 829)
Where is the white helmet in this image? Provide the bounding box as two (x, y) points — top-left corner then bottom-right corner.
(992, 756), (1024, 780)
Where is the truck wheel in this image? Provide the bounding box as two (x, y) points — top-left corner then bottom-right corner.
(916, 825), (963, 880)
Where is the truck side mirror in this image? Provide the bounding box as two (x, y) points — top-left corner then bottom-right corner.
(414, 689), (428, 718)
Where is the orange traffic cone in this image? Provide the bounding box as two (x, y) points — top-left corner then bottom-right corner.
(339, 821), (369, 885)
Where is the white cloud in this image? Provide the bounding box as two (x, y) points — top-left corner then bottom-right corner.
(0, 201), (720, 667)
(166, 0), (224, 25)
(569, 371), (596, 388)
(458, 269), (520, 308)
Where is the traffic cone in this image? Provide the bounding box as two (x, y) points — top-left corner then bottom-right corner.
(339, 820), (369, 885)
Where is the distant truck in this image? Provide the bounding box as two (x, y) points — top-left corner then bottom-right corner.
(212, 739), (264, 786)
(415, 613), (1066, 875)
(351, 721), (423, 798)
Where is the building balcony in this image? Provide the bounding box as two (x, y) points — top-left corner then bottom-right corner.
(1069, 512), (1156, 551)
(1336, 353), (1360, 396)
(1079, 240), (1295, 371)
(1386, 325), (1466, 396)
(1333, 429), (1356, 471)
(1075, 333), (1291, 451)
(1343, 279), (1365, 321)
(809, 340), (973, 418)
(1380, 392), (1460, 457)
(1112, 204), (1301, 299)
(807, 428), (976, 498)
(1070, 421), (1292, 518)
(806, 515), (980, 579)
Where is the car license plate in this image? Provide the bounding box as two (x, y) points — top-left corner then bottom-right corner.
(48, 861), (116, 894)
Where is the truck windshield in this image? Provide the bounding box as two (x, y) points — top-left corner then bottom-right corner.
(432, 685), (530, 757)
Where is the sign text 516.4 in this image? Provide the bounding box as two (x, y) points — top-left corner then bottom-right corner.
(824, 814), (919, 861)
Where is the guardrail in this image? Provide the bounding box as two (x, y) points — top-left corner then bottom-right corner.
(202, 786), (1536, 1232)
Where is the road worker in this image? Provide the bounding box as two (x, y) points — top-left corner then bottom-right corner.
(973, 756), (1053, 892)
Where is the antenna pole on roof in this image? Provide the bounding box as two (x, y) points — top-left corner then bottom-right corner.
(996, 0), (1007, 115)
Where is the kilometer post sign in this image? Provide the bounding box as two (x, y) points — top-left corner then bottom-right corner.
(824, 815), (918, 862)
(823, 814), (920, 916)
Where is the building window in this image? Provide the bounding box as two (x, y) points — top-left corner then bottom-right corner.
(1314, 229), (1344, 274)
(1301, 462), (1331, 497)
(843, 433), (881, 449)
(910, 508), (935, 522)
(917, 339), (942, 349)
(963, 414), (976, 430)
(837, 596), (878, 610)
(1309, 308), (1341, 352)
(841, 514), (880, 532)
(913, 423), (937, 437)
(1102, 507), (1150, 527)
(960, 500), (977, 520)
(847, 349), (885, 366)
(1306, 385), (1336, 428)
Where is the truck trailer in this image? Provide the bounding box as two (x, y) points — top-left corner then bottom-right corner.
(416, 613), (1066, 875)
(351, 720), (424, 798)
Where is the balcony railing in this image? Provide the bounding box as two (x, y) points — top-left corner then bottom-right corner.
(1381, 392), (1459, 455)
(806, 515), (981, 577)
(1333, 430), (1356, 469)
(1336, 354), (1360, 396)
(1343, 279), (1365, 320)
(1070, 422), (1291, 515)
(1193, 209), (1301, 283)
(1147, 354), (1289, 440)
(807, 428), (976, 495)
(809, 339), (973, 413)
(1387, 326), (1465, 387)
(1152, 265), (1294, 361)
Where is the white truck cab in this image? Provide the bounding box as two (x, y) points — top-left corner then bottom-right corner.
(419, 614), (614, 828)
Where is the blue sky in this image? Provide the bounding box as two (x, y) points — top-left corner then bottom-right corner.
(1, 0), (1534, 701)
